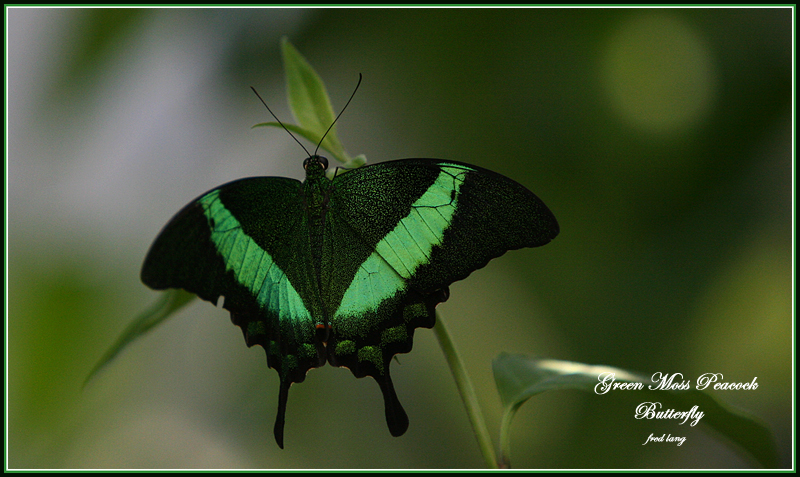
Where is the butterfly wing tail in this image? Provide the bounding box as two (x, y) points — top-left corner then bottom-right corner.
(273, 381), (290, 449)
(375, 373), (409, 436)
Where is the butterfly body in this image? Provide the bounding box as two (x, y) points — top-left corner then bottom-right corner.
(141, 156), (558, 448)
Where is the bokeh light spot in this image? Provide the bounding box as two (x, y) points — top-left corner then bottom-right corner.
(601, 12), (718, 134)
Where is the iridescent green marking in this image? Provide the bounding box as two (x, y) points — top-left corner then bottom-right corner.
(334, 165), (472, 319)
(380, 325), (408, 346)
(374, 165), (472, 279)
(358, 346), (385, 374)
(334, 252), (403, 320)
(299, 343), (317, 359)
(199, 190), (313, 335)
(335, 340), (356, 356)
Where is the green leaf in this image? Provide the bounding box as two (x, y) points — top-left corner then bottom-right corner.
(281, 38), (348, 163)
(84, 289), (195, 387)
(342, 153), (368, 172)
(492, 353), (780, 469)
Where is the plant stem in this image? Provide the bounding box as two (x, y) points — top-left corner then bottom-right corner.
(498, 408), (516, 468)
(433, 311), (498, 468)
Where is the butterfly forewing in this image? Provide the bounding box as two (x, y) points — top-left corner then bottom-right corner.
(328, 159), (558, 295)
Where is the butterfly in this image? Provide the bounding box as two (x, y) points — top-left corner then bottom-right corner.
(140, 152), (558, 448)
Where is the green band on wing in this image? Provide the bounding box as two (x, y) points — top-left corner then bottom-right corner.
(335, 165), (472, 319)
(199, 190), (314, 331)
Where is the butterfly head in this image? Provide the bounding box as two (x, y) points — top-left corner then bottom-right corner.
(303, 155), (329, 177)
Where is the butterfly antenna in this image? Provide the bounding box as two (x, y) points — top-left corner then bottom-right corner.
(314, 73), (362, 156)
(251, 86), (312, 158)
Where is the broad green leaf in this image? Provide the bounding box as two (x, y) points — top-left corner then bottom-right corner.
(84, 289), (195, 387)
(281, 38), (348, 162)
(492, 353), (779, 469)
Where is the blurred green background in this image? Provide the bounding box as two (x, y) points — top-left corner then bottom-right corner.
(7, 7), (793, 469)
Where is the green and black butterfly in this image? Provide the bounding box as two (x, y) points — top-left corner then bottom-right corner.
(141, 153), (558, 448)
